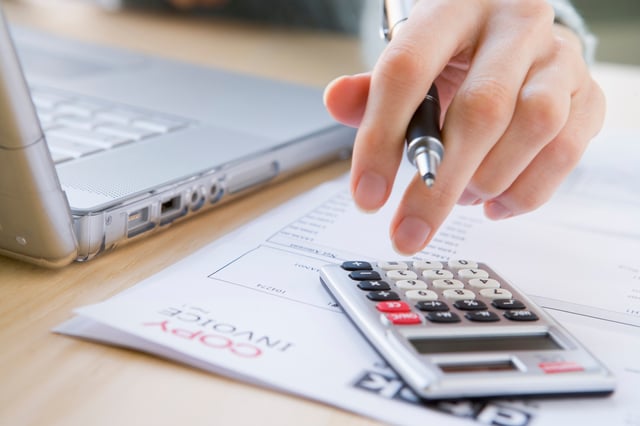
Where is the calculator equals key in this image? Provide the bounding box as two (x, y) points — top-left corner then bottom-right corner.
(320, 259), (615, 400)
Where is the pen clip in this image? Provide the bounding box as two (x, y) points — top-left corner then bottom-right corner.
(381, 0), (413, 42)
(381, 0), (391, 42)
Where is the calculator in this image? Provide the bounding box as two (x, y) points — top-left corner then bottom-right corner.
(319, 259), (615, 400)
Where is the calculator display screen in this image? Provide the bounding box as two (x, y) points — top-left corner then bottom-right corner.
(409, 334), (561, 355)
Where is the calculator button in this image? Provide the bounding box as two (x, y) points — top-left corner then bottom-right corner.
(405, 289), (438, 301)
(504, 310), (539, 321)
(422, 269), (454, 280)
(376, 301), (411, 313)
(415, 300), (449, 312)
(396, 279), (427, 290)
(448, 259), (478, 269)
(377, 261), (408, 270)
(425, 311), (461, 323)
(366, 291), (401, 301)
(479, 288), (513, 299)
(432, 279), (464, 290)
(384, 312), (422, 325)
(468, 278), (501, 289)
(341, 261), (372, 271)
(349, 270), (381, 281)
(465, 311), (500, 322)
(453, 300), (488, 311)
(492, 299), (526, 310)
(442, 289), (476, 301)
(387, 269), (418, 280)
(413, 260), (443, 270)
(457, 268), (489, 279)
(357, 281), (391, 291)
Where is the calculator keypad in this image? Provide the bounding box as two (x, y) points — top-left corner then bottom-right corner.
(341, 260), (538, 326)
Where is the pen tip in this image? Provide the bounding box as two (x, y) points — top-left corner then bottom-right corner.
(423, 173), (435, 188)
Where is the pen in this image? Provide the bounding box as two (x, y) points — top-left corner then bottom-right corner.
(382, 0), (444, 187)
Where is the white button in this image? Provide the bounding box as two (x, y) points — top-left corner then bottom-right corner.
(387, 269), (418, 280)
(468, 278), (500, 289)
(378, 261), (408, 271)
(480, 288), (513, 299)
(405, 289), (438, 301)
(396, 279), (427, 290)
(422, 269), (454, 280)
(458, 268), (490, 279)
(432, 279), (464, 289)
(448, 259), (478, 269)
(443, 289), (476, 301)
(413, 260), (443, 270)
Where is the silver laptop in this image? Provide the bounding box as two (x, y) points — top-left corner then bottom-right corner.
(0, 6), (355, 267)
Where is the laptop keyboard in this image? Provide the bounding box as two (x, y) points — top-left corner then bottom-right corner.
(31, 87), (190, 164)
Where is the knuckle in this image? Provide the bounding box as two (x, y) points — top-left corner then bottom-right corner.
(550, 31), (583, 64)
(506, 0), (554, 26)
(458, 78), (513, 128)
(518, 88), (566, 139)
(546, 137), (585, 172)
(377, 41), (426, 92)
(431, 174), (466, 207)
(470, 173), (508, 200)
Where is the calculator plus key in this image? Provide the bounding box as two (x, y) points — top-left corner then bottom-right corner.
(366, 290), (400, 301)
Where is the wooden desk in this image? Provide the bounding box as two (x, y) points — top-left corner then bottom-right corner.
(1, 1), (639, 425)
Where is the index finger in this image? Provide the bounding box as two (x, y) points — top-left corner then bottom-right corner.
(351, 0), (482, 211)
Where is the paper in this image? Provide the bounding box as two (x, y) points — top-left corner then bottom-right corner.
(56, 129), (640, 425)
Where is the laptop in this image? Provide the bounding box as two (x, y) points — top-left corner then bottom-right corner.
(0, 6), (355, 267)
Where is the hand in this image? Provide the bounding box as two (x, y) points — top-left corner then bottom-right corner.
(324, 0), (605, 255)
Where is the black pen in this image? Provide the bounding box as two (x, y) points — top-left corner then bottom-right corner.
(382, 0), (444, 187)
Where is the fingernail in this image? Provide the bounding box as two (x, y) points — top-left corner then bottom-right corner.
(457, 189), (481, 206)
(485, 200), (513, 220)
(353, 171), (388, 212)
(392, 216), (432, 255)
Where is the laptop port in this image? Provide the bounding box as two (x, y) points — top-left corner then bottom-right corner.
(127, 207), (153, 237)
(189, 188), (205, 211)
(209, 182), (224, 204)
(161, 196), (181, 216)
(159, 195), (186, 225)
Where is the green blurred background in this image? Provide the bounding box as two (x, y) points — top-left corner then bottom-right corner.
(573, 0), (640, 64)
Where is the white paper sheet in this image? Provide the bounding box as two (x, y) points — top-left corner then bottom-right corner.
(56, 129), (640, 425)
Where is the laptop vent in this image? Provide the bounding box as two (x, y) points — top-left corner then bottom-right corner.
(63, 181), (138, 200)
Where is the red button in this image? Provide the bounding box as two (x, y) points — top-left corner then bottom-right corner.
(376, 301), (411, 313)
(385, 312), (422, 325)
(539, 361), (584, 374)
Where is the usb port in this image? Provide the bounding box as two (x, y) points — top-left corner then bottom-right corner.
(159, 195), (186, 225)
(160, 196), (181, 216)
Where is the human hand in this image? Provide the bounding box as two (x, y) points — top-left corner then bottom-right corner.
(324, 0), (605, 255)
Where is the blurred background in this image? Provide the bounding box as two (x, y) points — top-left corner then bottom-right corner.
(573, 0), (640, 64)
